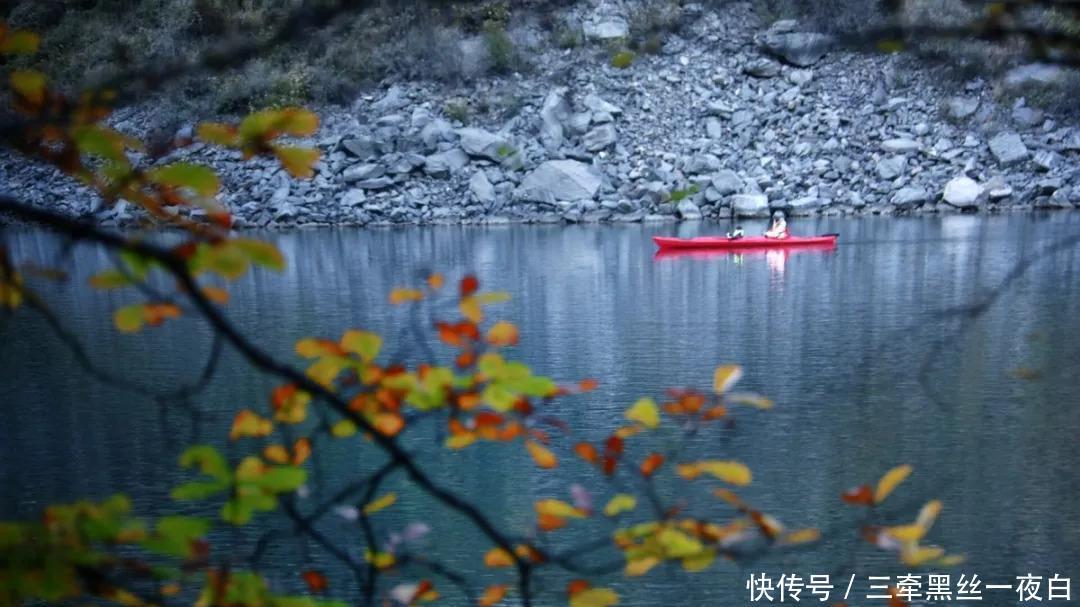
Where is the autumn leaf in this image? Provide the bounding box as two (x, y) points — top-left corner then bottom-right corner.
(525, 439), (557, 469)
(148, 163), (220, 196)
(484, 547), (514, 568)
(535, 499), (586, 519)
(625, 397), (660, 429)
(273, 145), (320, 179)
(479, 585), (509, 607)
(603, 494), (636, 517)
(569, 587), (618, 607)
(232, 239), (285, 272)
(427, 273), (444, 290)
(202, 286), (230, 305)
(10, 70), (46, 107)
(460, 275), (479, 297)
(340, 329), (382, 362)
(302, 570), (328, 593)
(780, 528), (822, 545)
(625, 556), (660, 577)
(0, 29), (40, 55)
(726, 392), (774, 409)
(874, 465), (913, 504)
(538, 513), (566, 532)
(197, 123), (240, 146)
(842, 485), (875, 506)
(713, 364), (743, 394)
(230, 410), (273, 441)
(676, 461), (752, 485)
(391, 288), (424, 304)
(486, 321), (519, 346)
(578, 378), (599, 392)
(574, 442), (599, 464)
(363, 493), (397, 515)
(640, 453), (665, 478)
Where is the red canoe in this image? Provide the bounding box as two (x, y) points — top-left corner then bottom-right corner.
(653, 234), (839, 250)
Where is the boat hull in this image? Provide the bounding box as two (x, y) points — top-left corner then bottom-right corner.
(653, 234), (838, 250)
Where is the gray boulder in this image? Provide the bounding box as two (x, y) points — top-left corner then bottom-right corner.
(583, 94), (623, 115)
(583, 124), (617, 152)
(343, 163), (385, 183)
(989, 132), (1029, 165)
(424, 149), (470, 177)
(944, 97), (980, 121)
(891, 186), (929, 210)
(882, 138), (920, 154)
(876, 156), (907, 180)
(458, 128), (512, 162)
(744, 58), (781, 78)
(761, 32), (833, 67)
(676, 199), (702, 220)
(711, 170), (744, 196)
(584, 17), (629, 40)
(470, 171), (496, 205)
(732, 193), (770, 218)
(539, 88), (571, 152)
(517, 160), (602, 203)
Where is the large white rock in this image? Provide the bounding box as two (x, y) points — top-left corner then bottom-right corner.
(517, 160), (602, 203)
(943, 176), (983, 208)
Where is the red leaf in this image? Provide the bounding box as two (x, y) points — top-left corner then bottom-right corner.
(460, 275), (479, 297)
(566, 580), (590, 597)
(302, 570), (328, 593)
(841, 485), (875, 506)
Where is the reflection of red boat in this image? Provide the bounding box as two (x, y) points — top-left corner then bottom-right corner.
(653, 241), (837, 260)
(653, 234), (839, 250)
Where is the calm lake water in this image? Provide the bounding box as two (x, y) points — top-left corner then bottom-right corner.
(2, 215), (1079, 605)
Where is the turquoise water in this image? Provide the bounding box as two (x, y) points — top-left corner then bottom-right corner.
(1, 214), (1078, 605)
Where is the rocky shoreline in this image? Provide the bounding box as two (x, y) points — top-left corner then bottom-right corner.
(2, 1), (1078, 229)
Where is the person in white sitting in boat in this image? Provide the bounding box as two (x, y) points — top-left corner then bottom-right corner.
(726, 225), (745, 239)
(764, 211), (789, 239)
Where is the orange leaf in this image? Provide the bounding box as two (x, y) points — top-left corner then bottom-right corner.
(202, 286), (230, 305)
(640, 453), (665, 478)
(702, 405), (727, 421)
(537, 513), (566, 532)
(374, 412), (405, 437)
(578, 378), (599, 392)
(574, 442), (598, 465)
(486, 321), (519, 346)
(390, 288), (424, 304)
(302, 570), (328, 593)
(842, 485), (875, 506)
(456, 350), (477, 368)
(484, 547), (514, 568)
(479, 585), (509, 607)
(230, 410), (273, 441)
(292, 437), (312, 465)
(566, 580), (591, 597)
(460, 275), (479, 297)
(427, 273), (444, 290)
(525, 440), (557, 469)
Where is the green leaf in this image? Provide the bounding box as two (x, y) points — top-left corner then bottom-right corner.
(1, 30), (41, 55)
(603, 494), (637, 517)
(148, 163), (220, 196)
(340, 330), (381, 362)
(72, 126), (128, 163)
(330, 419), (358, 438)
(222, 498), (255, 525)
(179, 445), (230, 481)
(90, 269), (132, 289)
(254, 466), (306, 492)
(114, 304), (145, 333)
(143, 516), (210, 557)
(171, 480), (227, 501)
(482, 384), (516, 412)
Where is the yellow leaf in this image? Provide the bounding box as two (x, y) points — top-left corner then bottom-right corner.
(681, 548), (716, 572)
(713, 364), (743, 394)
(676, 461), (751, 485)
(884, 524), (926, 544)
(478, 584), (509, 607)
(486, 321), (519, 346)
(365, 550), (396, 569)
(569, 588), (618, 607)
(331, 420), (358, 438)
(874, 464), (912, 505)
(147, 162), (220, 196)
(273, 145), (320, 179)
(114, 304), (145, 333)
(525, 440), (557, 469)
(197, 123), (240, 147)
(263, 444), (289, 464)
(624, 397), (659, 429)
(390, 288), (424, 304)
(657, 528), (704, 558)
(603, 494), (637, 517)
(295, 338), (341, 358)
(363, 492), (397, 515)
(938, 554), (966, 567)
(625, 556), (660, 577)
(341, 330), (382, 362)
(901, 544), (944, 566)
(483, 547), (514, 568)
(229, 410), (273, 441)
(460, 296), (483, 323)
(535, 499), (586, 519)
(307, 356), (348, 387)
